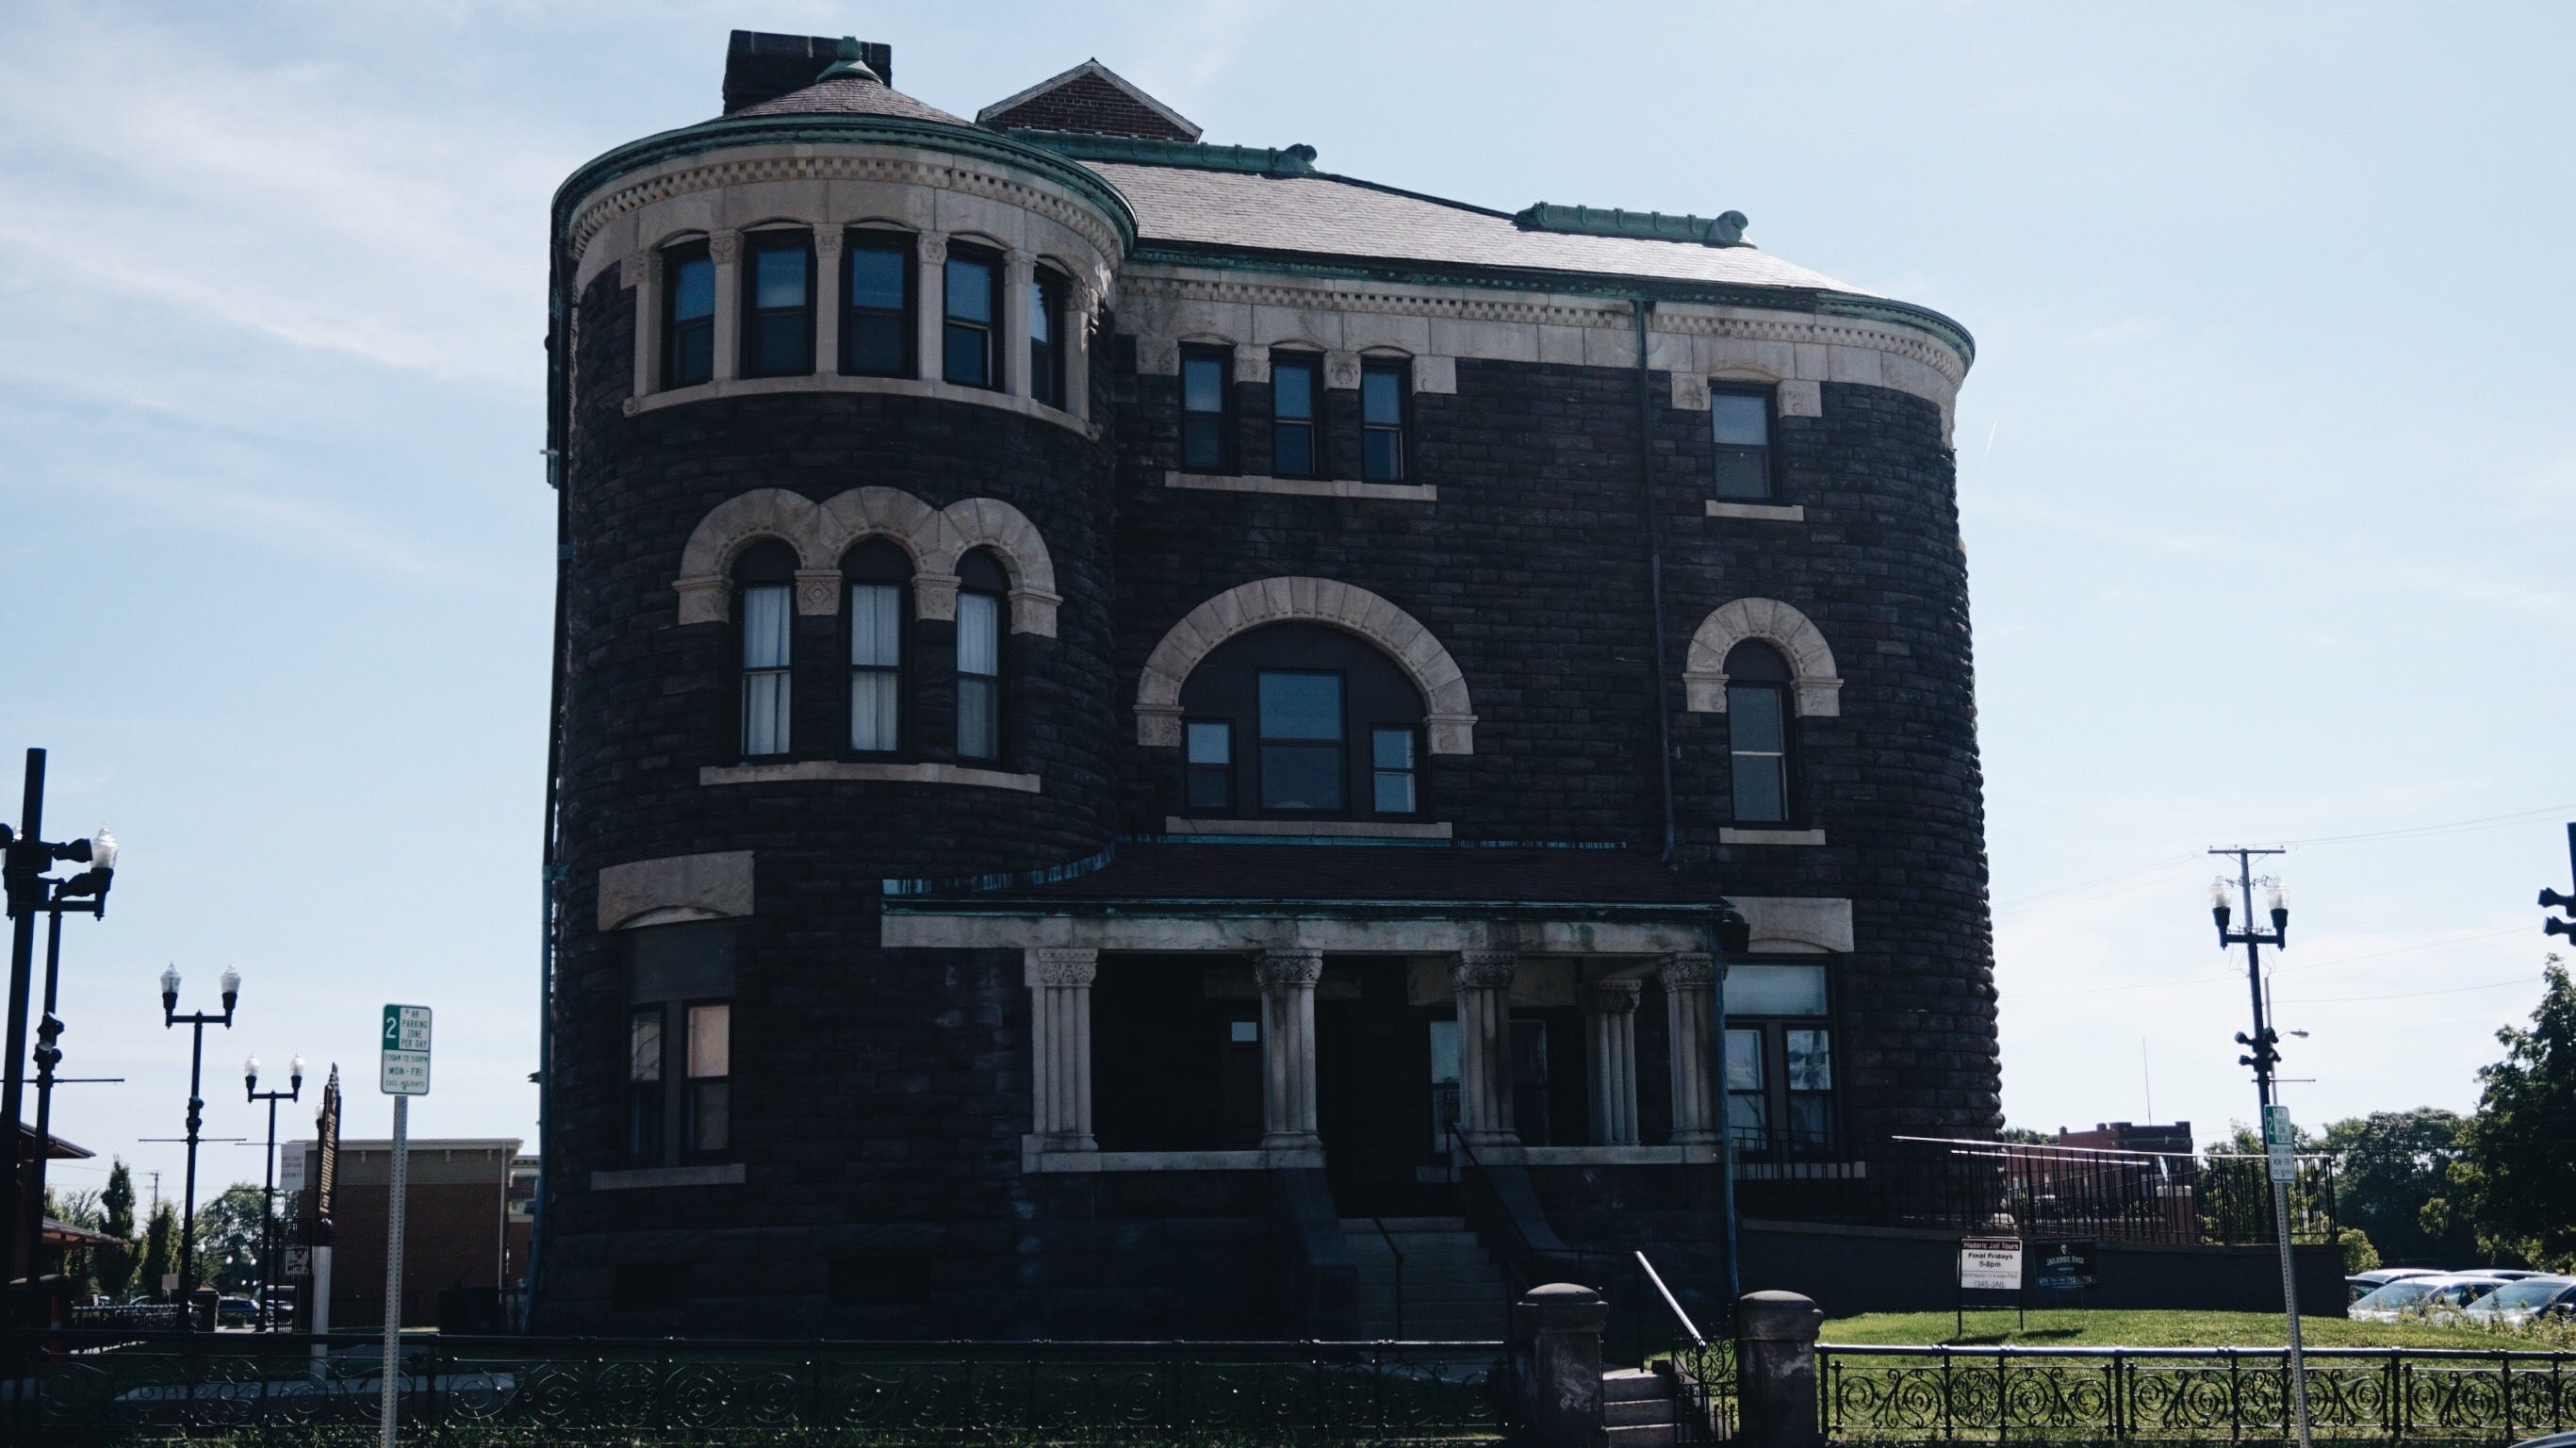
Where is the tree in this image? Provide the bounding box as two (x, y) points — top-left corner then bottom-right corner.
(2319, 1108), (2476, 1266)
(1997, 1126), (2054, 1144)
(2427, 958), (2576, 1269)
(96, 1159), (139, 1299)
(139, 1201), (177, 1302)
(41, 1185), (104, 1297)
(195, 1184), (272, 1292)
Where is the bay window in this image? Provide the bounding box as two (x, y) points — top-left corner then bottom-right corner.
(741, 230), (814, 378)
(943, 247), (999, 388)
(843, 231), (913, 377)
(662, 239), (715, 389)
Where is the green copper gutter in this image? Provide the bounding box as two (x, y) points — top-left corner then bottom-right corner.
(550, 112), (1140, 255)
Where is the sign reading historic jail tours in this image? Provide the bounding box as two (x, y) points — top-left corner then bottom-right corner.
(381, 1004), (432, 1095)
(1959, 1237), (2025, 1292)
(2033, 1238), (2099, 1292)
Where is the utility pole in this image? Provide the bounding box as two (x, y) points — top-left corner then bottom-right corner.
(2539, 822), (2574, 944)
(2209, 847), (2310, 1448)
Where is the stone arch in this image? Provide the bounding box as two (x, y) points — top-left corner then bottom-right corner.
(1682, 598), (1841, 716)
(673, 486), (1058, 634)
(1134, 578), (1476, 753)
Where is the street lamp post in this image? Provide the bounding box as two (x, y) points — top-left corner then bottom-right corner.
(163, 964), (239, 1322)
(245, 1054), (304, 1331)
(1, 746), (119, 1287)
(2210, 846), (2309, 1448)
(22, 827), (117, 1280)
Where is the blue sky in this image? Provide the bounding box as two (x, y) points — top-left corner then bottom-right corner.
(3, 0), (2570, 1219)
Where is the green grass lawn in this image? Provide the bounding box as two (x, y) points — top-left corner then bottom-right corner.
(1825, 1308), (2565, 1350)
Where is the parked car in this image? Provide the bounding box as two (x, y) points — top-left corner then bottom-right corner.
(2482, 1270), (2546, 1280)
(2464, 1275), (2576, 1326)
(2349, 1267), (2444, 1303)
(2350, 1275), (2511, 1322)
(214, 1295), (257, 1327)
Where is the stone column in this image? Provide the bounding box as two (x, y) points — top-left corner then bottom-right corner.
(1064, 280), (1095, 420)
(1452, 950), (1518, 1146)
(812, 225), (844, 375)
(1025, 947), (1098, 1151)
(1002, 251), (1035, 399)
(1581, 979), (1642, 1146)
(709, 229), (743, 384)
(1256, 947), (1323, 1150)
(1663, 952), (1720, 1145)
(623, 250), (660, 400)
(1735, 1290), (1826, 1448)
(915, 233), (948, 384)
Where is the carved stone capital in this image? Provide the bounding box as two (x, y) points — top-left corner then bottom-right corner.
(1232, 344), (1271, 384)
(812, 227), (845, 258)
(1029, 947), (1098, 987)
(708, 230), (742, 266)
(1581, 979), (1643, 1015)
(1323, 350), (1361, 390)
(917, 232), (949, 266)
(1661, 953), (1717, 989)
(793, 568), (842, 617)
(1005, 250), (1036, 285)
(1071, 279), (1098, 316)
(911, 570), (960, 621)
(1256, 947), (1324, 989)
(620, 251), (649, 288)
(1452, 951), (1517, 992)
(1671, 372), (1712, 411)
(1135, 703), (1183, 748)
(673, 576), (730, 625)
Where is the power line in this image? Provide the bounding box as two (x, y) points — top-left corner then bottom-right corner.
(2007, 925), (2533, 1000)
(2279, 974), (2542, 1006)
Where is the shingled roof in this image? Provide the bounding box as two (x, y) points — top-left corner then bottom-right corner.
(728, 72), (972, 126)
(978, 59), (1202, 140)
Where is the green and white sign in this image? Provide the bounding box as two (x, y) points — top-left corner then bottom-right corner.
(2264, 1103), (2297, 1183)
(381, 1004), (432, 1095)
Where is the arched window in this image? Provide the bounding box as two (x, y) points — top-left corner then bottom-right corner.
(1177, 623), (1426, 819)
(844, 539), (910, 755)
(734, 540), (797, 758)
(956, 551), (1007, 761)
(662, 238), (715, 389)
(1724, 641), (1794, 823)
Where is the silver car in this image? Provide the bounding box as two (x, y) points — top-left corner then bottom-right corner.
(2350, 1274), (2510, 1323)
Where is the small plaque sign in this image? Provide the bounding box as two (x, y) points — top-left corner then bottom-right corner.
(1960, 1236), (2024, 1292)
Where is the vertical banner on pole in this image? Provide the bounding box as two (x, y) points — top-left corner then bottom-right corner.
(379, 1007), (429, 1446)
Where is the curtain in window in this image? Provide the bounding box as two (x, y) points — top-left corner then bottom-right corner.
(957, 591), (1000, 759)
(848, 583), (902, 751)
(740, 584), (793, 756)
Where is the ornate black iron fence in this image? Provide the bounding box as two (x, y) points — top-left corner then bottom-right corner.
(0, 1329), (1510, 1444)
(1821, 1342), (2576, 1441)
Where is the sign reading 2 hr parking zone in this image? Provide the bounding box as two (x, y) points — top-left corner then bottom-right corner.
(381, 1004), (432, 1096)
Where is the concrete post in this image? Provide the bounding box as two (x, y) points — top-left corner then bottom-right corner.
(1452, 951), (1518, 1145)
(812, 226), (844, 375)
(708, 230), (743, 384)
(1581, 979), (1642, 1146)
(1734, 1290), (1825, 1448)
(1026, 947), (1098, 1151)
(1002, 252), (1035, 398)
(1256, 948), (1323, 1150)
(915, 234), (948, 383)
(1662, 953), (1719, 1145)
(1511, 1282), (1608, 1448)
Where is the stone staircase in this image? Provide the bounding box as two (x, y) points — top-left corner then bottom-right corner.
(1603, 1366), (1684, 1445)
(1342, 1217), (1511, 1341)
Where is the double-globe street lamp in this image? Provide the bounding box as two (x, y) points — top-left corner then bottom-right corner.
(244, 1053), (303, 1330)
(162, 964), (238, 1319)
(1, 744), (118, 1288)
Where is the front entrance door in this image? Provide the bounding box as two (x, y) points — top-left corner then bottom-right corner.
(1317, 961), (1453, 1216)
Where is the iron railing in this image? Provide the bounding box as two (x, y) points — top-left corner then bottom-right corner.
(1633, 1250), (1732, 1445)
(0, 1327), (1512, 1444)
(1820, 1342), (2576, 1441)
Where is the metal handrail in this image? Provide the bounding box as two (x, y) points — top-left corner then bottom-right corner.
(1368, 1215), (1405, 1340)
(1634, 1249), (1704, 1347)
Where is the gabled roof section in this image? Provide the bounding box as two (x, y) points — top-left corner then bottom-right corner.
(978, 59), (1202, 141)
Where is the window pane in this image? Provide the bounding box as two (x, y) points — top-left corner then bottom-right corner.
(944, 257), (993, 322)
(1187, 721), (1231, 765)
(743, 672), (790, 756)
(672, 323), (713, 386)
(1272, 424), (1313, 477)
(1712, 449), (1771, 501)
(846, 315), (904, 376)
(1258, 671), (1341, 740)
(1731, 753), (1785, 823)
(1730, 964), (1828, 1017)
(1186, 768), (1229, 812)
(1182, 417), (1225, 471)
(1729, 686), (1784, 752)
(629, 1012), (663, 1083)
(1030, 282), (1052, 343)
(1728, 1092), (1767, 1135)
(1428, 1019), (1460, 1085)
(944, 323), (989, 387)
(1362, 430), (1402, 482)
(1273, 363), (1314, 420)
(749, 313), (806, 374)
(851, 584), (902, 666)
(1725, 1028), (1764, 1091)
(1711, 392), (1769, 446)
(850, 672), (898, 751)
(848, 245), (906, 310)
(689, 1081), (730, 1153)
(1182, 356), (1225, 413)
(753, 246), (806, 308)
(1788, 1094), (1830, 1141)
(627, 1085), (662, 1159)
(687, 1002), (730, 1077)
(1362, 369), (1403, 424)
(957, 592), (999, 676)
(1373, 770), (1416, 814)
(1786, 1028), (1832, 1090)
(1259, 743), (1343, 811)
(741, 585), (792, 668)
(959, 676), (998, 759)
(1371, 728), (1415, 770)
(671, 257), (714, 321)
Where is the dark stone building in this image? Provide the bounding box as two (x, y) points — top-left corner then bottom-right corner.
(536, 31), (1995, 1338)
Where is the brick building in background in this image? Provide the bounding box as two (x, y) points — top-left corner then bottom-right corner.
(537, 30), (1994, 1336)
(289, 1138), (525, 1330)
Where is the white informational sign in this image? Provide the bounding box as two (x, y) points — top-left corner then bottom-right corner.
(284, 1246), (312, 1277)
(381, 1004), (432, 1096)
(1959, 1237), (2024, 1292)
(2265, 1103), (2298, 1184)
(161, 1273), (179, 1293)
(279, 1149), (305, 1195)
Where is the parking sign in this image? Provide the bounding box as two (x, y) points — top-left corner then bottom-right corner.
(381, 1004), (432, 1095)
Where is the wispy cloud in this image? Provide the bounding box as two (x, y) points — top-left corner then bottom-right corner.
(63, 469), (488, 589)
